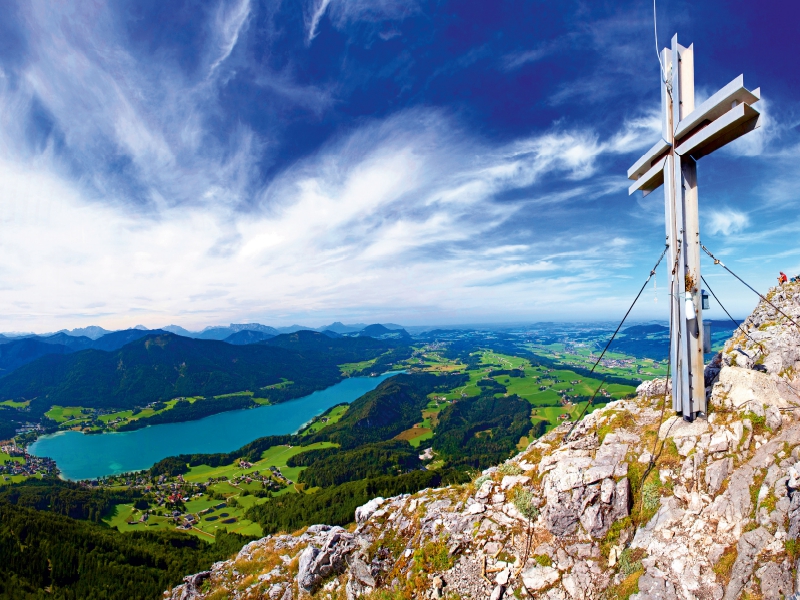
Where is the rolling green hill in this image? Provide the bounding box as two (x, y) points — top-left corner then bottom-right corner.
(307, 372), (467, 449)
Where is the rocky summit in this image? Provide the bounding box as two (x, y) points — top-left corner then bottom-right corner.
(167, 283), (800, 600)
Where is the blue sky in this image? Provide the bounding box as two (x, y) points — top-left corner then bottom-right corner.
(0, 0), (797, 331)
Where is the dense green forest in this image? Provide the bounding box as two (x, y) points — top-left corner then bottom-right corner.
(0, 480), (142, 523)
(244, 469), (469, 535)
(350, 346), (414, 376)
(0, 501), (253, 600)
(294, 441), (421, 488)
(432, 393), (534, 468)
(0, 331), (399, 418)
(148, 434), (297, 475)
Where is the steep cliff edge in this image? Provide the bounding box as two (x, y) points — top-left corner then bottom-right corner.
(167, 284), (800, 600)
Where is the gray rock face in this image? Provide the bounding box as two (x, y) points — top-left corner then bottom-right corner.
(171, 571), (210, 600)
(521, 565), (560, 591)
(541, 425), (631, 539)
(712, 366), (796, 415)
(543, 477), (629, 538)
(723, 527), (773, 600)
(355, 497), (385, 525)
(788, 491), (800, 539)
(705, 457), (733, 495)
(632, 569), (680, 600)
(721, 282), (800, 377)
(755, 562), (793, 600)
(297, 527), (356, 592)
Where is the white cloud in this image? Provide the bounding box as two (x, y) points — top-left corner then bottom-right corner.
(305, 0), (419, 43)
(0, 100), (655, 330)
(706, 209), (749, 236)
(306, 0), (334, 42)
(208, 0), (252, 77)
(501, 44), (556, 71)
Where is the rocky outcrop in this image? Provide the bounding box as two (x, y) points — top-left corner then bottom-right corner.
(166, 285), (800, 600)
(720, 280), (800, 381)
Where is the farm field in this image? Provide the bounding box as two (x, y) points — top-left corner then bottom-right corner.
(529, 343), (668, 379)
(183, 441), (337, 484)
(406, 348), (638, 442)
(339, 359), (377, 375)
(0, 399), (29, 408)
(394, 426), (433, 448)
(44, 406), (87, 423)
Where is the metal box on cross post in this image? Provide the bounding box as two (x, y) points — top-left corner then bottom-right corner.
(627, 34), (761, 421)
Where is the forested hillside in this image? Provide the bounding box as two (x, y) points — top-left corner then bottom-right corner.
(0, 332), (398, 417)
(0, 501), (253, 599)
(305, 372), (467, 449)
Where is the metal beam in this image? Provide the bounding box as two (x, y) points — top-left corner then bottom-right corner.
(674, 74), (760, 141)
(675, 102), (761, 160)
(627, 138), (671, 181)
(628, 156), (667, 196)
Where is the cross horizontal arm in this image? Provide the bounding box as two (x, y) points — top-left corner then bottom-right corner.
(627, 138), (671, 181)
(674, 75), (760, 141)
(675, 102), (761, 160)
(628, 156), (667, 196)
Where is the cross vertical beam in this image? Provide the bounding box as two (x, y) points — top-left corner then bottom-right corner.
(663, 37), (701, 417)
(628, 33), (761, 420)
(669, 36), (704, 417)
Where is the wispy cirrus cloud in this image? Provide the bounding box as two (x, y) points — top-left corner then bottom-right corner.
(208, 0), (252, 77)
(0, 90), (656, 329)
(706, 209), (749, 236)
(305, 0), (419, 43)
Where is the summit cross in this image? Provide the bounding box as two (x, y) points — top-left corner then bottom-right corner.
(627, 34), (761, 420)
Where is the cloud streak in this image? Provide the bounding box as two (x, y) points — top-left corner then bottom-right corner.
(208, 0), (252, 77)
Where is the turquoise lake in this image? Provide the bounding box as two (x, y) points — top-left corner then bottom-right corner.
(28, 372), (399, 481)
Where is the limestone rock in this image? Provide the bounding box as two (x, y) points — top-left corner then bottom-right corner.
(658, 415), (708, 440)
(712, 366), (794, 413)
(355, 497), (385, 525)
(755, 562), (793, 600)
(705, 457), (733, 495)
(522, 565), (559, 591)
(723, 527), (773, 600)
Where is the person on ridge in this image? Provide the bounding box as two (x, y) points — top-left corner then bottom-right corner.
(778, 272), (788, 285)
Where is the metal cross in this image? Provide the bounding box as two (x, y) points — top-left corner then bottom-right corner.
(627, 34), (761, 420)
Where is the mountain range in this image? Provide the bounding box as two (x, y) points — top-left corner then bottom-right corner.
(0, 324), (411, 378)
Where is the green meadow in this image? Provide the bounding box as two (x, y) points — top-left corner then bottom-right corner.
(183, 441), (337, 484)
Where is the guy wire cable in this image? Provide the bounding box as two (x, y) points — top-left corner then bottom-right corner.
(701, 244), (800, 331)
(700, 275), (762, 349)
(563, 244), (669, 443)
(639, 242), (685, 489)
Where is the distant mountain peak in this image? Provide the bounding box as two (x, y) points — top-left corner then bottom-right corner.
(359, 324), (411, 340)
(228, 323), (279, 334)
(61, 325), (113, 340)
(162, 325), (195, 337)
(132, 324), (148, 330)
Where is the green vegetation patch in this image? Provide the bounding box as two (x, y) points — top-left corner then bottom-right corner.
(44, 406), (87, 423)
